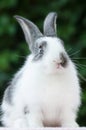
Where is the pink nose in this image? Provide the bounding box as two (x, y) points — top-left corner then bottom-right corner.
(57, 63), (61, 68)
(53, 60), (62, 68)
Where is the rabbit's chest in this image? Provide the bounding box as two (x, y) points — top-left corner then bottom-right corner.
(39, 81), (66, 126)
(26, 76), (71, 107)
(35, 79), (68, 109)
(25, 77), (73, 126)
(41, 78), (69, 103)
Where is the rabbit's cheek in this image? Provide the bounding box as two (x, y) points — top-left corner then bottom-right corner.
(42, 63), (59, 74)
(41, 63), (54, 74)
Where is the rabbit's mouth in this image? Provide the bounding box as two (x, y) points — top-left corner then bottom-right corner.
(56, 60), (68, 69)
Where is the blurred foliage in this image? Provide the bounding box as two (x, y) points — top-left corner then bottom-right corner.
(0, 0), (86, 126)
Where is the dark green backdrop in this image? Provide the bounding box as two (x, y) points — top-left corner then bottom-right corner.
(0, 0), (86, 126)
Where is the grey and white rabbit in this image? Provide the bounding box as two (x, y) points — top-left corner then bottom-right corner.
(1, 12), (81, 127)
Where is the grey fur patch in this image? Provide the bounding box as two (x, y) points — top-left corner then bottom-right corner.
(24, 106), (29, 114)
(3, 70), (23, 104)
(4, 85), (13, 104)
(32, 40), (47, 61)
(60, 53), (68, 67)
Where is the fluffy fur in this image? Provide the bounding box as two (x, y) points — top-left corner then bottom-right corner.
(1, 13), (81, 128)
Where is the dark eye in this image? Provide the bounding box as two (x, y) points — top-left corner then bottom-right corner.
(39, 45), (43, 49)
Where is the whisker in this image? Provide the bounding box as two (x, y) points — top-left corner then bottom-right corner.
(78, 73), (86, 82)
(67, 48), (72, 53)
(78, 64), (86, 68)
(71, 59), (86, 68)
(67, 49), (86, 81)
(76, 64), (85, 70)
(74, 61), (86, 81)
(15, 54), (26, 59)
(72, 57), (86, 60)
(69, 50), (80, 57)
(74, 62), (86, 68)
(71, 59), (79, 64)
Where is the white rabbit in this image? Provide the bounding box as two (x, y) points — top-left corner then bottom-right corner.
(1, 12), (81, 128)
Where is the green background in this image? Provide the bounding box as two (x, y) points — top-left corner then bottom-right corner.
(0, 0), (86, 126)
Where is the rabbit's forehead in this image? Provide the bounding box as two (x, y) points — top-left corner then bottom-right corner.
(36, 37), (64, 51)
(36, 37), (59, 44)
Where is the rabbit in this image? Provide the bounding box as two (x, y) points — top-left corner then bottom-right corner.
(1, 12), (81, 128)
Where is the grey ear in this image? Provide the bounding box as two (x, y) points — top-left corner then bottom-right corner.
(44, 12), (57, 37)
(14, 15), (43, 52)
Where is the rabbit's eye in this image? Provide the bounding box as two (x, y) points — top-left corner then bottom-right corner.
(38, 41), (47, 49)
(38, 45), (43, 54)
(33, 41), (47, 61)
(39, 45), (43, 49)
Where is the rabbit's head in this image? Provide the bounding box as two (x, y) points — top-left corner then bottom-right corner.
(14, 12), (71, 74)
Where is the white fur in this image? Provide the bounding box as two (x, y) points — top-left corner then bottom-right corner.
(1, 37), (81, 127)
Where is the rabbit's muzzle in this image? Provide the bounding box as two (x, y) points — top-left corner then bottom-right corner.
(53, 53), (68, 69)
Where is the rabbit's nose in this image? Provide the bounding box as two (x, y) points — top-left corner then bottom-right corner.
(56, 63), (62, 68)
(53, 53), (68, 68)
(53, 60), (62, 68)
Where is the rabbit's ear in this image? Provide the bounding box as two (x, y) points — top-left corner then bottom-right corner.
(14, 15), (43, 52)
(44, 12), (57, 37)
